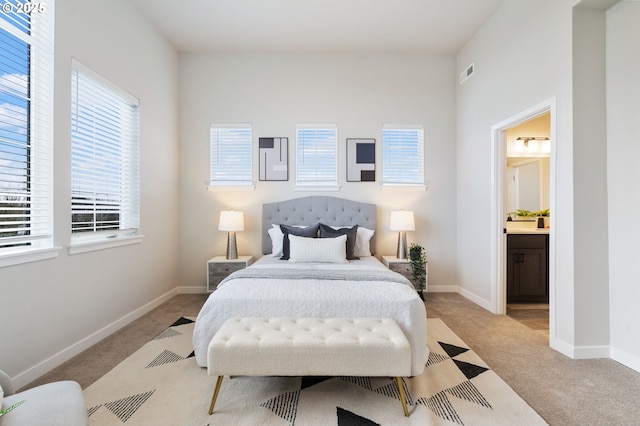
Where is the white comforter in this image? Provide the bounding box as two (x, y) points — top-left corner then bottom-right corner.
(193, 256), (428, 376)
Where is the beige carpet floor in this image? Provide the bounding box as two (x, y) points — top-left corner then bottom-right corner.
(24, 292), (640, 425)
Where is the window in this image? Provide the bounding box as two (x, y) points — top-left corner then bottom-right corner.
(382, 125), (425, 186)
(209, 124), (253, 188)
(0, 1), (55, 260)
(295, 124), (338, 188)
(70, 60), (140, 241)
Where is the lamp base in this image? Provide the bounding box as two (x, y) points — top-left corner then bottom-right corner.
(226, 231), (238, 260)
(396, 231), (408, 259)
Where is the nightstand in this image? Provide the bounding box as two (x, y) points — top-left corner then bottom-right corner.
(381, 255), (427, 298)
(207, 256), (254, 292)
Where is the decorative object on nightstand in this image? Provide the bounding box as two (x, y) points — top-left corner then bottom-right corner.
(382, 254), (427, 300)
(207, 256), (254, 292)
(409, 243), (427, 295)
(390, 210), (415, 259)
(218, 210), (244, 259)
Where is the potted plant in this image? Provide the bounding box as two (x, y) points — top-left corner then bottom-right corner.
(409, 243), (427, 299)
(514, 209), (534, 221)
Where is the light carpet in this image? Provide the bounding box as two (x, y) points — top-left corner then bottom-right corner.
(84, 317), (547, 425)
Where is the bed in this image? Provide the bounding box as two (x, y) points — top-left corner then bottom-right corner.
(193, 196), (428, 376)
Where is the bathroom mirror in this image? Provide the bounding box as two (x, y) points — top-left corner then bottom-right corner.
(506, 157), (550, 220)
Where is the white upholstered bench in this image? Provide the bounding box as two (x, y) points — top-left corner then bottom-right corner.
(207, 317), (412, 417)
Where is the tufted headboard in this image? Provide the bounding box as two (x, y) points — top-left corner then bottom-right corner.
(262, 196), (377, 255)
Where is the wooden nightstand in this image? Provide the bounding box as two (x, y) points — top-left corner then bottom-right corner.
(207, 256), (254, 292)
(381, 255), (428, 297)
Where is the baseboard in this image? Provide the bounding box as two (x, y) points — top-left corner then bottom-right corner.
(426, 285), (458, 293)
(178, 286), (209, 294)
(457, 286), (493, 312)
(611, 347), (640, 373)
(573, 345), (610, 359)
(12, 288), (179, 389)
(550, 337), (575, 359)
(550, 338), (610, 360)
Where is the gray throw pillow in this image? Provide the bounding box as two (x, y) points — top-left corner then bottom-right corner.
(319, 223), (359, 260)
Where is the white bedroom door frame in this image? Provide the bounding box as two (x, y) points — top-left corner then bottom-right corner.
(490, 97), (557, 343)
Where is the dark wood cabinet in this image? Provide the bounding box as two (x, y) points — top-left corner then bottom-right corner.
(507, 234), (549, 303)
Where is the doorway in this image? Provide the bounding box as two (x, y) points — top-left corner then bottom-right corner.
(490, 98), (556, 344)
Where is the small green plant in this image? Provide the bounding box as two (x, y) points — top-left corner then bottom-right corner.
(514, 209), (535, 217)
(409, 243), (427, 292)
(532, 208), (550, 217)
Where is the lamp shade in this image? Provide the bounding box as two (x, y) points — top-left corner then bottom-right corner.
(390, 210), (415, 231)
(218, 210), (244, 232)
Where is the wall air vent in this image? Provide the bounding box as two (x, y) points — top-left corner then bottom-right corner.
(459, 63), (474, 85)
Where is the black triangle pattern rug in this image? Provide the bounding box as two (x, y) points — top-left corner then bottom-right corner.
(84, 317), (547, 425)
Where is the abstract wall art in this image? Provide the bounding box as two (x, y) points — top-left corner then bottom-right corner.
(259, 137), (288, 181)
(346, 138), (376, 182)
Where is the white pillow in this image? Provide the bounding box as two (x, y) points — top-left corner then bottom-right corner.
(288, 234), (348, 263)
(267, 226), (284, 257)
(268, 224), (306, 257)
(330, 225), (375, 257)
(354, 227), (375, 257)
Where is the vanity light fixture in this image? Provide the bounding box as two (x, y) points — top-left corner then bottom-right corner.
(515, 137), (550, 154)
(390, 210), (415, 260)
(218, 210), (244, 259)
(541, 139), (551, 153)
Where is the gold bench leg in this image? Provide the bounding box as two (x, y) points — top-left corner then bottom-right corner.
(395, 377), (409, 417)
(208, 376), (224, 415)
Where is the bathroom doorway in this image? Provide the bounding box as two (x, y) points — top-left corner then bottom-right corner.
(504, 113), (551, 335)
(490, 98), (556, 343)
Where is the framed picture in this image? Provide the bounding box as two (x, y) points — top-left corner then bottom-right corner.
(346, 138), (376, 182)
(259, 137), (288, 181)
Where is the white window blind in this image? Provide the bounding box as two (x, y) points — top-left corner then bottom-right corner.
(71, 60), (140, 237)
(0, 1), (54, 252)
(210, 124), (253, 186)
(382, 126), (425, 185)
(296, 124), (338, 186)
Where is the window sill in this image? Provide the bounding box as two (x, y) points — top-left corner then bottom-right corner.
(381, 182), (430, 191)
(294, 185), (341, 192)
(69, 235), (144, 255)
(0, 246), (61, 268)
(207, 184), (255, 192)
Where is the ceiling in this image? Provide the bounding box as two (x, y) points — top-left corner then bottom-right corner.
(130, 0), (506, 54)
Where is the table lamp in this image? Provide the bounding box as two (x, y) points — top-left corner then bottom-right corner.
(390, 210), (415, 259)
(218, 210), (244, 259)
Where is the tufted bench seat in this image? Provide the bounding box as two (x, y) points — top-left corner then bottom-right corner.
(207, 317), (412, 416)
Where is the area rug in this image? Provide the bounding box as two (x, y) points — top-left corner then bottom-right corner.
(84, 317), (547, 425)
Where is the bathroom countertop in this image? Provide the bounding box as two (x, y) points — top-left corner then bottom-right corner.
(506, 227), (550, 234)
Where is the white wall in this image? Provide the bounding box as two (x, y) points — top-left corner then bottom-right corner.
(606, 0), (640, 372)
(456, 0), (638, 364)
(0, 0), (179, 387)
(572, 4), (610, 353)
(178, 53), (458, 292)
(456, 0), (577, 348)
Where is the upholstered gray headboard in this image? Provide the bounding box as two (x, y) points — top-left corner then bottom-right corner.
(262, 196), (376, 255)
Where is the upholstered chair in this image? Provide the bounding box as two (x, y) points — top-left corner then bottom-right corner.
(0, 370), (88, 425)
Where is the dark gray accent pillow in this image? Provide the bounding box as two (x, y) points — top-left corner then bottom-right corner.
(280, 224), (320, 260)
(319, 223), (359, 260)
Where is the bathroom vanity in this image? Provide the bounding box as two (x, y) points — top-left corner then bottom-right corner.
(506, 230), (549, 303)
